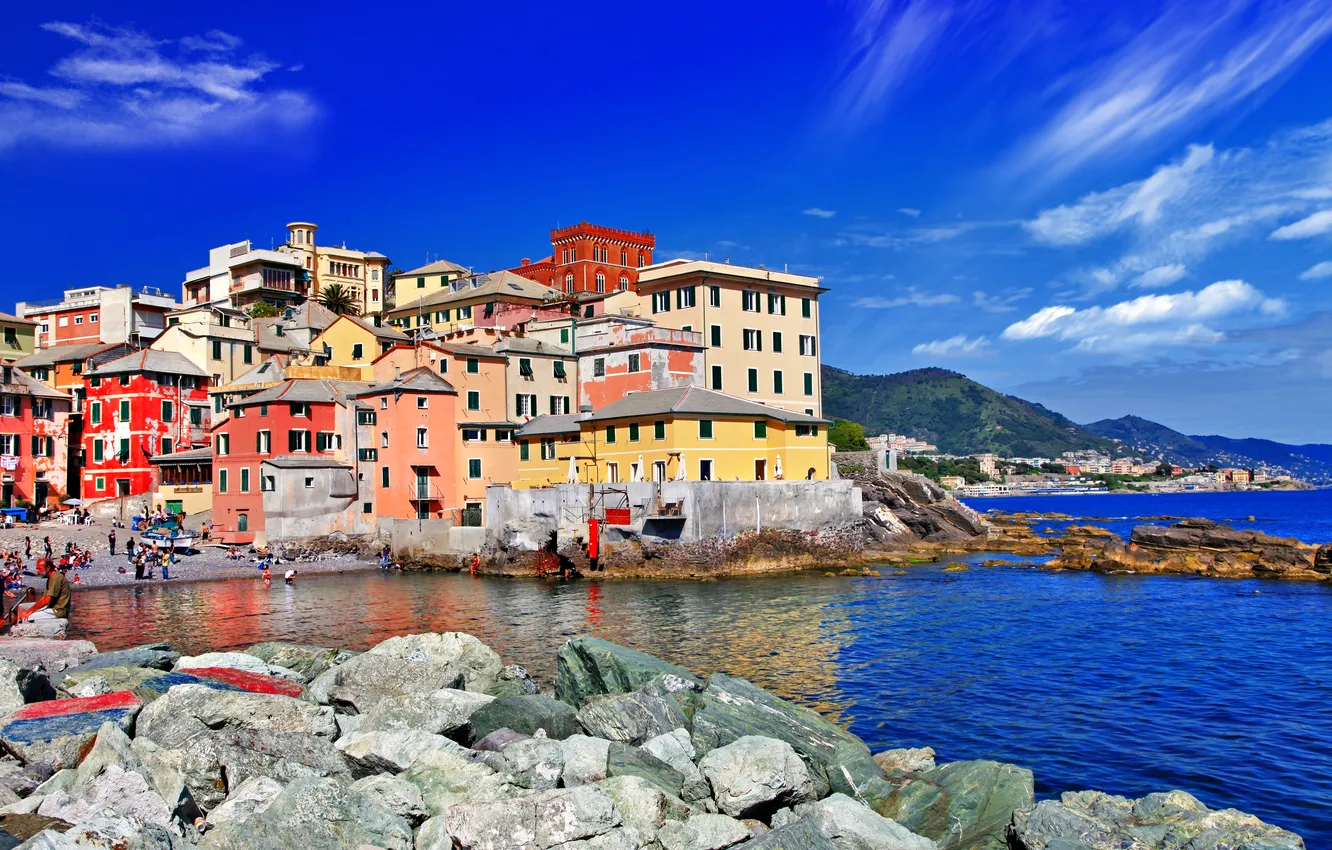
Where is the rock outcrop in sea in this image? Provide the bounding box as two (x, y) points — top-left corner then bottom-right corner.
(0, 633), (1305, 849)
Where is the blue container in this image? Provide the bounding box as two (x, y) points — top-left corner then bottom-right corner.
(131, 515), (144, 532)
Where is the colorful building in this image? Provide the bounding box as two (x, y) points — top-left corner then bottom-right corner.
(509, 222), (655, 295)
(0, 365), (74, 508)
(153, 303), (262, 388)
(357, 369), (459, 521)
(0, 312), (37, 363)
(81, 351), (210, 503)
(13, 342), (135, 403)
(386, 271), (557, 334)
(494, 336), (576, 421)
(150, 447), (213, 517)
(17, 285), (177, 349)
(513, 385), (830, 488)
(388, 258), (470, 311)
(310, 315), (409, 378)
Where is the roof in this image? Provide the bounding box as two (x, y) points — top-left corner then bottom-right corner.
(389, 271), (557, 316)
(586, 386), (830, 424)
(0, 311), (36, 326)
(637, 259), (826, 292)
(13, 342), (119, 368)
(160, 324), (256, 344)
(394, 258), (469, 278)
(495, 337), (573, 357)
(515, 414), (584, 437)
(87, 349), (208, 379)
(225, 356), (291, 387)
(1, 368), (70, 400)
(357, 367), (457, 396)
(149, 447), (212, 464)
(166, 301), (246, 319)
(257, 326), (308, 353)
(435, 342), (506, 359)
(347, 315), (409, 342)
(460, 421), (519, 429)
(281, 301), (337, 332)
(231, 378), (374, 409)
(262, 457), (353, 470)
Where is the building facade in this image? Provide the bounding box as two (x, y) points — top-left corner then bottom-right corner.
(0, 313), (37, 363)
(509, 222), (655, 295)
(0, 365), (74, 508)
(17, 286), (177, 349)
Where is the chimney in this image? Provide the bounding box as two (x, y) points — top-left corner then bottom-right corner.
(521, 258), (531, 266)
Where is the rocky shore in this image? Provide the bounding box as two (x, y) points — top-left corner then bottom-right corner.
(0, 631), (1304, 849)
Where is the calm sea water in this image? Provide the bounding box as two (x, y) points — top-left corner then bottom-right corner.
(69, 543), (1332, 844)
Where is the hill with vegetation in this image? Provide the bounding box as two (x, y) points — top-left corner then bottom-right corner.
(1084, 416), (1332, 481)
(820, 366), (1118, 457)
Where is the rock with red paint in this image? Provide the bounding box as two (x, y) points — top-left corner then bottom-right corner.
(173, 652), (307, 684)
(0, 691), (143, 771)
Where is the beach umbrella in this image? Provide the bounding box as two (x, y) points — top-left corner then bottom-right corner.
(676, 453), (688, 480)
(634, 455), (645, 482)
(567, 455), (578, 484)
(62, 498), (84, 506)
(775, 454), (783, 480)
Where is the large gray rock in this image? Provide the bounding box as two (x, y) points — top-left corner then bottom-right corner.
(36, 765), (173, 831)
(54, 667), (159, 701)
(698, 736), (815, 819)
(433, 785), (620, 850)
(1007, 789), (1305, 850)
(872, 759), (1033, 850)
(174, 651), (305, 683)
(51, 646), (178, 687)
(735, 818), (839, 849)
(643, 729), (711, 803)
(335, 729), (461, 775)
(204, 775), (283, 829)
(365, 632), (502, 693)
(0, 662), (27, 717)
(401, 747), (516, 817)
(303, 653), (465, 714)
(243, 642), (356, 680)
(692, 674), (886, 801)
(127, 737), (202, 825)
(468, 694), (581, 742)
(577, 689), (688, 746)
(59, 809), (176, 850)
(0, 695), (142, 771)
(349, 774), (428, 827)
(355, 688), (493, 738)
(658, 813), (753, 850)
(561, 735), (612, 787)
(606, 742), (686, 798)
(199, 776), (413, 850)
(0, 640), (96, 674)
(557, 637), (701, 707)
(596, 775), (694, 844)
(796, 794), (936, 850)
(488, 737), (565, 790)
(136, 683), (337, 746)
(873, 748), (937, 775)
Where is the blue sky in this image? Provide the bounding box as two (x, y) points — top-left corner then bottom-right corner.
(4, 1), (1332, 443)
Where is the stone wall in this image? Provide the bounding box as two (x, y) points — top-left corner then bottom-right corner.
(384, 517), (455, 559)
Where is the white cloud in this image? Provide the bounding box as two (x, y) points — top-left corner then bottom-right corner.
(913, 335), (991, 356)
(803, 208), (837, 219)
(1270, 209), (1332, 240)
(898, 207), (921, 217)
(1299, 261), (1332, 279)
(1002, 280), (1284, 350)
(1007, 0), (1332, 181)
(854, 288), (960, 308)
(1071, 325), (1226, 354)
(973, 288), (1032, 312)
(0, 21), (315, 153)
(1132, 264), (1188, 288)
(830, 0), (957, 127)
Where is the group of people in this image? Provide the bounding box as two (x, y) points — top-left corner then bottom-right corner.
(121, 537), (175, 581)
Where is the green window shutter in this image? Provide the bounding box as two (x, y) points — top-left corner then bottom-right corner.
(162, 400), (173, 422)
(93, 440), (103, 462)
(119, 400), (130, 420)
(710, 325), (721, 346)
(774, 371), (784, 394)
(772, 332), (782, 353)
(467, 391), (479, 410)
(91, 402), (100, 425)
(381, 466), (390, 488)
(244, 344), (253, 364)
(560, 328), (569, 344)
(754, 421), (767, 439)
(315, 432), (326, 452)
(802, 298), (811, 318)
(629, 423), (639, 441)
(711, 365), (722, 390)
(211, 340), (222, 359)
(119, 438), (129, 461)
(417, 277), (425, 289)
(804, 373), (814, 396)
(747, 369), (758, 393)
(520, 441), (529, 461)
(240, 468), (250, 492)
(654, 420), (665, 440)
(219, 470), (227, 493)
(606, 425), (616, 444)
(699, 420), (713, 439)
(469, 458), (481, 478)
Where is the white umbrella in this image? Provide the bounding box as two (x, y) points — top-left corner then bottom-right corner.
(631, 455), (643, 482)
(62, 498), (84, 506)
(775, 454), (783, 480)
(567, 455), (578, 484)
(676, 453), (688, 481)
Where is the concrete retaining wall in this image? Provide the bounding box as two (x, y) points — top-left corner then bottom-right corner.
(384, 517), (455, 559)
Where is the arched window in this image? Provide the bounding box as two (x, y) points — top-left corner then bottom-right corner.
(564, 273), (574, 291)
(619, 275), (629, 290)
(595, 273), (606, 293)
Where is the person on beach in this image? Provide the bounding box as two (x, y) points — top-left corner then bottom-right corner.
(15, 559), (70, 623)
(380, 545), (392, 571)
(469, 553), (480, 576)
(134, 550), (144, 581)
(284, 568), (296, 585)
(23, 537), (30, 560)
(42, 537), (51, 560)
(108, 529), (116, 556)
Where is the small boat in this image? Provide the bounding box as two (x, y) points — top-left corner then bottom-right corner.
(140, 522), (197, 552)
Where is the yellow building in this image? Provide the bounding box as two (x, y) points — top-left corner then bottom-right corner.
(150, 447), (213, 516)
(0, 312), (36, 363)
(513, 385), (830, 488)
(390, 258), (471, 310)
(152, 303), (261, 388)
(282, 222), (392, 316)
(632, 260), (827, 417)
(310, 315), (409, 378)
(386, 271), (556, 334)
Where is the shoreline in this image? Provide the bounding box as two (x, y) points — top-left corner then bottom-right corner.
(956, 483), (1319, 499)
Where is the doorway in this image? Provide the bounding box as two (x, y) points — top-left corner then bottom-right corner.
(699, 459), (713, 481)
(607, 463), (619, 483)
(34, 480), (48, 508)
(0, 482), (11, 508)
(754, 459), (767, 481)
(653, 460), (667, 482)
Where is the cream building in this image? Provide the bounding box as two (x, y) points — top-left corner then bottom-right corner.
(283, 222), (391, 316)
(629, 260), (826, 417)
(152, 302), (261, 389)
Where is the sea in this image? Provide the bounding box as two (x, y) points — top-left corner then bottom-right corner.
(69, 489), (1332, 845)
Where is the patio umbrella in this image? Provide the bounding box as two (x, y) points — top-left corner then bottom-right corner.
(775, 454), (783, 479)
(676, 453), (688, 480)
(62, 498), (84, 506)
(634, 455), (645, 482)
(567, 455), (578, 484)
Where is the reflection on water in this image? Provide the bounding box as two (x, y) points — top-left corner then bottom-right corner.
(69, 562), (1332, 845)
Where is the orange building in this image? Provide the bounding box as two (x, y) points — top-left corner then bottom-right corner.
(358, 369), (459, 521)
(510, 222), (655, 295)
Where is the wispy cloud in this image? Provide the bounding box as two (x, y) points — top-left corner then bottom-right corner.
(913, 335), (991, 356)
(1132, 264), (1188, 288)
(897, 207), (922, 217)
(831, 0), (958, 127)
(0, 20), (316, 153)
(973, 288), (1032, 312)
(803, 208), (837, 219)
(1006, 0), (1332, 181)
(1299, 261), (1332, 279)
(1270, 209), (1332, 240)
(854, 288), (960, 308)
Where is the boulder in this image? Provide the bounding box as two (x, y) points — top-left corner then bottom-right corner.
(487, 736), (565, 790)
(872, 759), (1033, 850)
(303, 653), (465, 714)
(198, 776), (413, 850)
(492, 664), (540, 697)
(243, 642), (356, 680)
(174, 651), (305, 683)
(596, 775), (693, 844)
(58, 809), (176, 850)
(0, 640), (95, 675)
(658, 813), (753, 850)
(0, 760), (45, 800)
(136, 683), (337, 747)
(365, 632), (502, 693)
(0, 663), (26, 718)
(469, 694), (581, 742)
(348, 774), (428, 827)
(796, 794), (936, 850)
(734, 817), (838, 849)
(698, 736), (815, 820)
(643, 729), (711, 804)
(8, 623), (66, 641)
(50, 646), (178, 687)
(557, 637), (701, 707)
(549, 827), (642, 850)
(0, 813), (68, 844)
(606, 742), (686, 798)
(401, 747), (517, 817)
(691, 674), (886, 801)
(473, 728), (530, 752)
(204, 775), (283, 829)
(36, 764), (173, 831)
(577, 689), (688, 746)
(335, 729), (462, 776)
(0, 692), (142, 771)
(355, 688), (493, 738)
(536, 785), (622, 847)
(561, 734), (612, 787)
(873, 748), (937, 775)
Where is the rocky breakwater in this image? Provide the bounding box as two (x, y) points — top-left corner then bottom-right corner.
(1048, 517), (1332, 581)
(849, 469), (992, 553)
(0, 633), (1304, 849)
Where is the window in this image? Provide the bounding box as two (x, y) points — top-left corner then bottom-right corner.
(243, 344), (253, 364)
(595, 273), (606, 292)
(676, 287), (696, 309)
(768, 294), (786, 315)
(516, 393), (536, 417)
(218, 469), (228, 493)
(417, 396), (428, 409)
(161, 400), (174, 422)
(317, 431), (336, 452)
(118, 375), (129, 387)
(742, 291), (759, 312)
(417, 277), (426, 289)
(90, 401), (101, 425)
(699, 420), (714, 439)
(215, 433), (229, 456)
(754, 421), (768, 439)
(773, 370), (784, 394)
(290, 430), (310, 452)
(211, 340), (222, 360)
(358, 448), (378, 461)
(468, 458), (482, 479)
(606, 425), (617, 444)
(462, 428), (484, 442)
(190, 406), (203, 425)
(710, 325), (722, 347)
(627, 354), (640, 373)
(459, 305), (472, 319)
(800, 335), (817, 356)
(607, 462), (619, 483)
(380, 397), (388, 409)
(74, 315), (83, 325)
(619, 275), (629, 290)
(235, 406), (246, 420)
(119, 400), (130, 421)
(743, 329), (762, 351)
(565, 273), (574, 290)
(93, 440), (103, 462)
(262, 474), (275, 491)
(466, 358), (479, 374)
(772, 332), (783, 353)
(549, 396), (570, 415)
(377, 465), (389, 490)
(709, 285), (721, 307)
(540, 438), (556, 460)
(593, 358), (605, 377)
(304, 477), (314, 489)
(699, 459), (714, 481)
(553, 361), (567, 379)
(352, 343), (364, 360)
(416, 427), (428, 448)
(240, 468), (250, 493)
(804, 372), (814, 396)
(802, 297), (812, 318)
(519, 358), (533, 377)
(257, 430), (271, 453)
(748, 368), (758, 393)
(654, 420), (665, 440)
(291, 402), (310, 417)
(380, 431), (389, 449)
(796, 424), (818, 437)
(467, 391), (480, 410)
(438, 359), (447, 374)
(651, 291), (671, 313)
(519, 441), (530, 461)
(358, 410), (377, 425)
(711, 365), (722, 390)
(95, 476), (105, 491)
(629, 423), (640, 442)
(161, 438), (173, 455)
(621, 249), (628, 265)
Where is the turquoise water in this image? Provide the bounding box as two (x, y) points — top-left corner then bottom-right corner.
(69, 551), (1332, 844)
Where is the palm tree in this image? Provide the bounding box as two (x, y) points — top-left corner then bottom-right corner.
(317, 283), (357, 316)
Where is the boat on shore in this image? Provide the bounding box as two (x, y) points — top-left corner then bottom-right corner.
(138, 522), (197, 552)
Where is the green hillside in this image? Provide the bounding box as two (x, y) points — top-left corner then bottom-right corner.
(820, 366), (1118, 457)
(1082, 415), (1214, 465)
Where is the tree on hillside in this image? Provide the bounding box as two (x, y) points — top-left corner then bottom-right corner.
(246, 302), (281, 318)
(828, 419), (871, 452)
(1155, 462), (1174, 477)
(317, 283), (358, 316)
